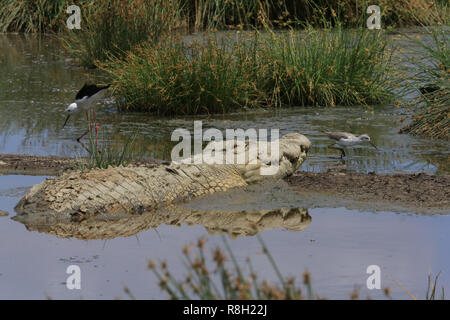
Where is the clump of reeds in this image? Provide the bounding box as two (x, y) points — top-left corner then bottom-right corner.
(2, 0), (447, 33)
(259, 25), (395, 107)
(99, 33), (264, 115)
(147, 236), (316, 299)
(101, 23), (395, 114)
(61, 0), (181, 67)
(399, 9), (449, 140)
(75, 110), (138, 170)
(401, 86), (449, 139)
(0, 0), (85, 33)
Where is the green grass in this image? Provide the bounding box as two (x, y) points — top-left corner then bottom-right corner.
(258, 26), (395, 107)
(61, 0), (181, 67)
(99, 34), (263, 115)
(1, 0), (448, 33)
(100, 24), (395, 114)
(0, 0), (79, 33)
(399, 12), (449, 140)
(75, 110), (138, 170)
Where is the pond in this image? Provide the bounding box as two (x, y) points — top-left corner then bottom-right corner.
(0, 34), (449, 299)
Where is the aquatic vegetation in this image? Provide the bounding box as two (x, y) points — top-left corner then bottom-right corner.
(61, 0), (181, 67)
(101, 25), (395, 114)
(75, 111), (139, 170)
(1, 0), (448, 33)
(99, 34), (263, 115)
(82, 133), (138, 170)
(401, 87), (449, 140)
(400, 12), (449, 140)
(0, 0), (86, 33)
(258, 26), (395, 107)
(426, 272), (446, 300)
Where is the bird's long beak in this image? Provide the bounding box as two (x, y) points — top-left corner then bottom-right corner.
(369, 141), (378, 150)
(62, 114), (71, 129)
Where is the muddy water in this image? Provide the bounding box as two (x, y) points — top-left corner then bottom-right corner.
(0, 34), (449, 299)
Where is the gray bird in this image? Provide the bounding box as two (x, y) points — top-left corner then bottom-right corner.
(323, 131), (378, 158)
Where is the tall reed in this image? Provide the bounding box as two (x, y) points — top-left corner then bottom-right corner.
(400, 8), (449, 139)
(74, 109), (139, 170)
(101, 24), (395, 114)
(1, 0), (447, 33)
(61, 0), (181, 67)
(0, 0), (76, 33)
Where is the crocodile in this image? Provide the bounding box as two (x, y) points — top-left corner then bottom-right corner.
(14, 133), (311, 225)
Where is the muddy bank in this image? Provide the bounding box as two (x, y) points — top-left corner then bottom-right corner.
(287, 172), (450, 214)
(0, 154), (159, 176)
(0, 154), (79, 175)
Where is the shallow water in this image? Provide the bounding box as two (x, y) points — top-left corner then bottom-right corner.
(1, 175), (449, 299)
(0, 34), (449, 174)
(0, 34), (449, 299)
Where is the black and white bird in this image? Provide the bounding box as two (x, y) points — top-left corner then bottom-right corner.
(323, 131), (378, 158)
(63, 83), (111, 141)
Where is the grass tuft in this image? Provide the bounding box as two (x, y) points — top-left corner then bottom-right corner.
(100, 25), (395, 115)
(1, 0), (448, 33)
(75, 110), (138, 170)
(61, 0), (181, 67)
(400, 11), (449, 140)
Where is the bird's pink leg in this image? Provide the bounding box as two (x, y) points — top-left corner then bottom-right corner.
(92, 107), (98, 151)
(76, 110), (92, 142)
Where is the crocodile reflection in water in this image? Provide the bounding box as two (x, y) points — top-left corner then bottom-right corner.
(12, 205), (310, 240)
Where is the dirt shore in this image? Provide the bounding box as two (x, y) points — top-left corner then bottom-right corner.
(287, 172), (450, 214)
(0, 154), (78, 175)
(0, 154), (159, 175)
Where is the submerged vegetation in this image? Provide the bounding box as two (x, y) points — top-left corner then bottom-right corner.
(101, 26), (395, 115)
